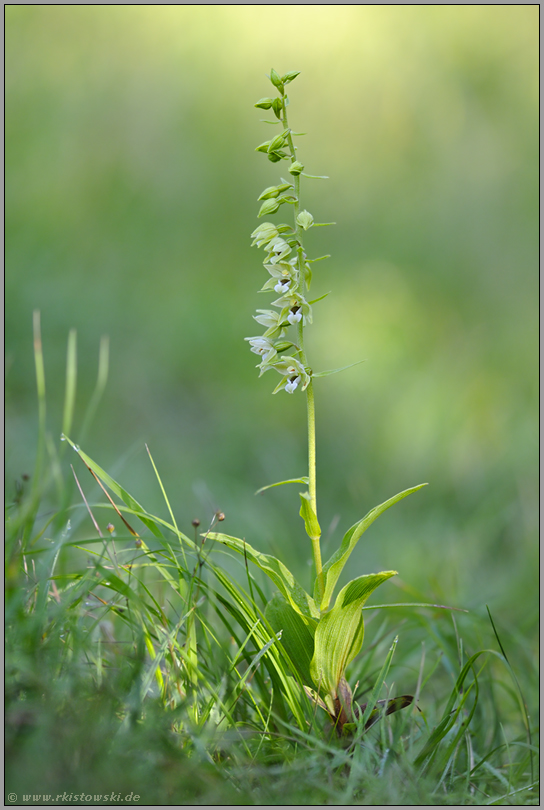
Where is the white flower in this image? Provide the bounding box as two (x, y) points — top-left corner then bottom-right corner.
(266, 237), (292, 264)
(274, 279), (291, 294)
(253, 309), (280, 329)
(271, 356), (311, 394)
(272, 294), (312, 327)
(245, 336), (277, 364)
(287, 306), (303, 325)
(285, 375), (301, 393)
(253, 309), (287, 339)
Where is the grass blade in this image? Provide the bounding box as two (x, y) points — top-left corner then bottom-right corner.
(486, 605), (534, 782)
(359, 635), (398, 730)
(62, 435), (163, 538)
(78, 335), (109, 445)
(61, 329), (77, 443)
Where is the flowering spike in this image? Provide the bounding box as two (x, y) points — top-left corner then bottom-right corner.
(248, 71), (326, 396)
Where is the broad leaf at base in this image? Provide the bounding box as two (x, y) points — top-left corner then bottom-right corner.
(264, 593), (317, 687)
(310, 571), (397, 697)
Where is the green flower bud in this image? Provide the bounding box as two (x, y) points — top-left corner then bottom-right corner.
(268, 132), (287, 153)
(255, 98), (274, 109)
(258, 183), (293, 201)
(296, 210), (314, 230)
(272, 98), (283, 120)
(281, 71), (300, 85)
(255, 140), (272, 153)
(258, 186), (281, 201)
(270, 68), (284, 93)
(258, 199), (281, 218)
(268, 151), (284, 163)
(273, 341), (294, 353)
(288, 161), (304, 175)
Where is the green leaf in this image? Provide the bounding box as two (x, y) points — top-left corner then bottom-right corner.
(255, 477), (309, 495)
(207, 532), (319, 619)
(265, 593), (317, 687)
(414, 649), (492, 768)
(310, 572), (397, 696)
(359, 635), (398, 729)
(299, 493), (321, 541)
(306, 255), (331, 263)
(303, 685), (330, 713)
(94, 562), (162, 619)
(61, 329), (77, 440)
(62, 434), (163, 538)
(360, 602), (468, 613)
(307, 292), (331, 305)
(312, 359), (365, 378)
(317, 483), (427, 609)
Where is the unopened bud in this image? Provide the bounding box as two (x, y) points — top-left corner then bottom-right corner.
(258, 199), (281, 217)
(288, 161), (304, 175)
(255, 140), (272, 153)
(282, 71), (300, 85)
(272, 98), (283, 120)
(254, 98), (274, 109)
(268, 132), (287, 153)
(274, 341), (293, 353)
(296, 210), (314, 230)
(258, 186), (281, 201)
(269, 68), (284, 93)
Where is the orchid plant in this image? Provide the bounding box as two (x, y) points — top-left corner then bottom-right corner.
(209, 69), (427, 734)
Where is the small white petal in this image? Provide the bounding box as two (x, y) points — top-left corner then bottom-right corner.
(285, 375), (301, 393)
(287, 310), (302, 325)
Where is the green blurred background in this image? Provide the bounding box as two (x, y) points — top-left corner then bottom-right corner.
(6, 6), (538, 633)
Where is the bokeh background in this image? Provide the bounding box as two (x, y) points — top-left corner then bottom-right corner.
(6, 6), (538, 635)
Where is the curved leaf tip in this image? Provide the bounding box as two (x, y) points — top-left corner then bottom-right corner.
(318, 483), (427, 610)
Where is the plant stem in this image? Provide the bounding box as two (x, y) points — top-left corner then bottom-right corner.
(282, 94), (324, 601)
(306, 380), (324, 596)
